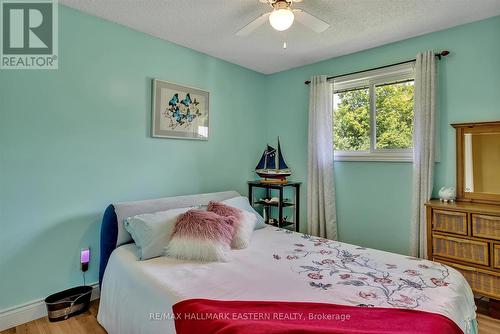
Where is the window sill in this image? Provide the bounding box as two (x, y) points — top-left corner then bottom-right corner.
(334, 152), (413, 162)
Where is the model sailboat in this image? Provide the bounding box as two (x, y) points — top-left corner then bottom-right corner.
(255, 138), (291, 183)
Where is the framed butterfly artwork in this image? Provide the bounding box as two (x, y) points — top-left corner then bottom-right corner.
(152, 79), (209, 140)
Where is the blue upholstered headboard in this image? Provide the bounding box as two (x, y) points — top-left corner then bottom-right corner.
(99, 204), (119, 287)
(99, 191), (241, 287)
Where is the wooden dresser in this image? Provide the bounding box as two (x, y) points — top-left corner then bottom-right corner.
(426, 200), (500, 300)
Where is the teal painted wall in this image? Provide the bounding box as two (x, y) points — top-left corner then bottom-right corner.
(1, 4), (499, 312)
(0, 6), (267, 309)
(264, 16), (500, 254)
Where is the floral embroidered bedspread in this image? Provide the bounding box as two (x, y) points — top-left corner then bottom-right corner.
(267, 228), (476, 333)
(113, 227), (476, 334)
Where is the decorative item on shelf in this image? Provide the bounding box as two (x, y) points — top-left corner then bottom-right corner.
(268, 218), (278, 226)
(259, 197), (280, 204)
(255, 137), (291, 184)
(438, 187), (456, 203)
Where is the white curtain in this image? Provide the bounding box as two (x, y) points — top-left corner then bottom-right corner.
(410, 51), (437, 257)
(307, 75), (337, 239)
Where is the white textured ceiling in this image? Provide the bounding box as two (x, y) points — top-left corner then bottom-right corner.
(61, 0), (500, 74)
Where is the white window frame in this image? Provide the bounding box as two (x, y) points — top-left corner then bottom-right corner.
(332, 63), (415, 162)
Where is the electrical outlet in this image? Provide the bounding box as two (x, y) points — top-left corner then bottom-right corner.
(80, 248), (90, 272)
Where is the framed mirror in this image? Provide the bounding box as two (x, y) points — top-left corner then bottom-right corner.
(453, 121), (500, 204)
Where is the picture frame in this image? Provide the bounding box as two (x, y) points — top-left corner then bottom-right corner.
(151, 79), (209, 140)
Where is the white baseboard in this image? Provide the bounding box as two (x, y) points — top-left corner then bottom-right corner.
(0, 283), (100, 331)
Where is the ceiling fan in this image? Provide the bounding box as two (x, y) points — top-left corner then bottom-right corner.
(236, 0), (330, 36)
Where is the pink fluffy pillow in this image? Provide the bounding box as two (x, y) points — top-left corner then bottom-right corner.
(207, 201), (256, 249)
(207, 201), (242, 219)
(165, 209), (236, 262)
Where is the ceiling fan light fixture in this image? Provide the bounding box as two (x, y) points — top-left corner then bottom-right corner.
(269, 9), (294, 31)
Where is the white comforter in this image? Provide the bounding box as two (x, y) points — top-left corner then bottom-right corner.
(98, 227), (476, 334)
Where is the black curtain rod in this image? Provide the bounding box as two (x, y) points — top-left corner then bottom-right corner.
(304, 50), (450, 85)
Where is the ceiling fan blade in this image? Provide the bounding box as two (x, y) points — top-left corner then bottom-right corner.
(236, 12), (271, 36)
(293, 9), (329, 33)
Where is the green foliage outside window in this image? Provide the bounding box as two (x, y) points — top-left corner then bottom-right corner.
(333, 88), (370, 151)
(333, 81), (414, 151)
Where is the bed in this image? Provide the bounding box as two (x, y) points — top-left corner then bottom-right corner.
(97, 191), (478, 334)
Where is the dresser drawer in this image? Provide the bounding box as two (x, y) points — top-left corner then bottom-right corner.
(471, 214), (500, 240)
(432, 210), (467, 235)
(436, 259), (500, 300)
(432, 234), (489, 266)
(494, 244), (500, 270)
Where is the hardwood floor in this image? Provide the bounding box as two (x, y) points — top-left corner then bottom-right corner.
(2, 299), (500, 333)
(478, 313), (500, 334)
(1, 300), (105, 334)
(476, 298), (500, 334)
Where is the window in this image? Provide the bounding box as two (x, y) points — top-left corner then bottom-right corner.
(333, 63), (415, 161)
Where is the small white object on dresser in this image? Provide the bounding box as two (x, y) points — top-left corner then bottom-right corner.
(439, 187), (456, 203)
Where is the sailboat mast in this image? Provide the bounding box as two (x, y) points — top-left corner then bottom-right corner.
(275, 142), (278, 168)
(263, 147), (268, 170)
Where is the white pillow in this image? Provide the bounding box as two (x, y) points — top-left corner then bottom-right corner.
(124, 207), (191, 260)
(231, 210), (257, 249)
